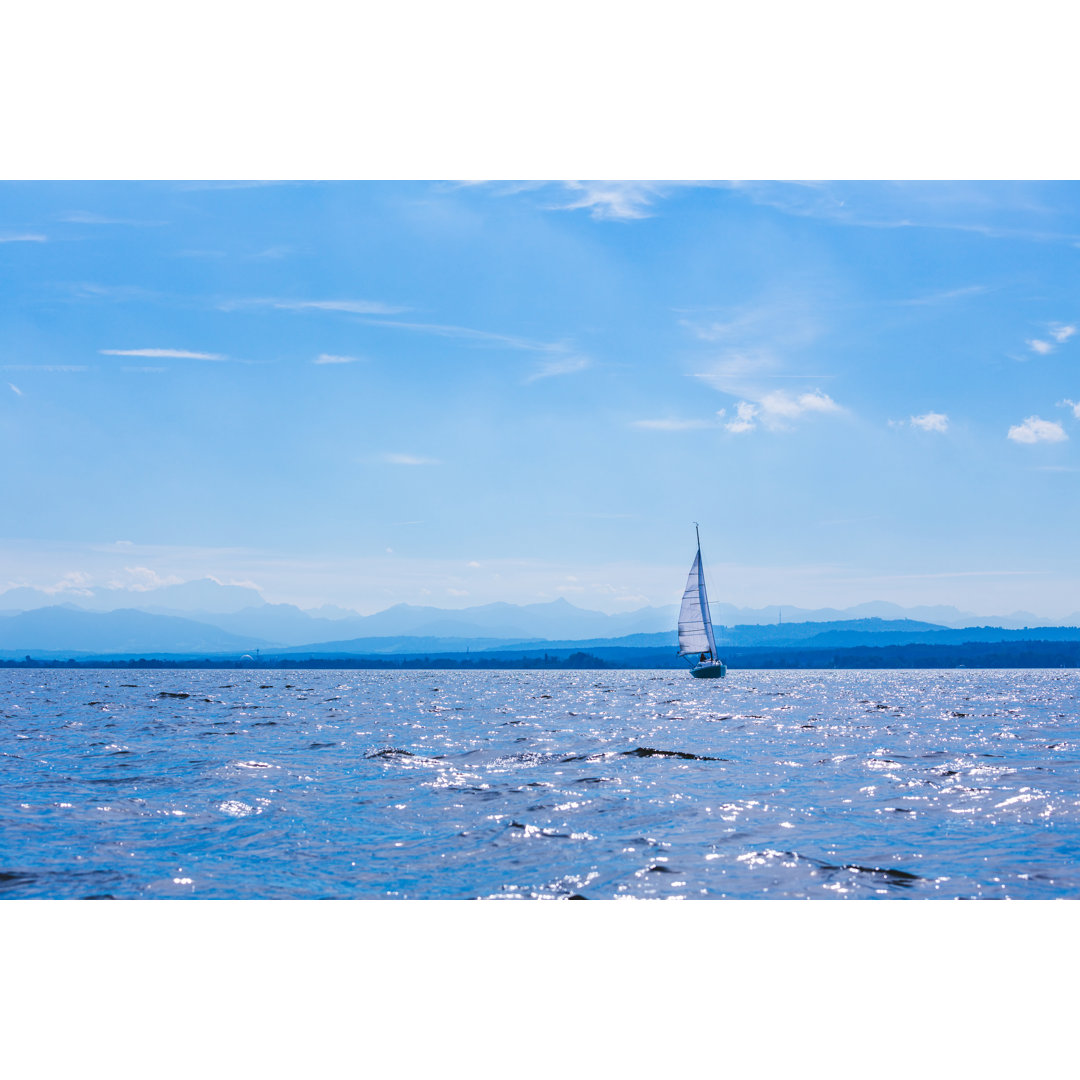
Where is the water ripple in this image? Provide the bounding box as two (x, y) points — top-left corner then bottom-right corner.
(1, 668), (1078, 898)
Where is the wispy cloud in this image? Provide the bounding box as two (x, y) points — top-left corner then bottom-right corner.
(524, 355), (590, 382)
(58, 211), (165, 226)
(895, 285), (989, 306)
(631, 416), (717, 431)
(723, 181), (1080, 245)
(222, 297), (407, 315)
(1050, 323), (1076, 344)
(1028, 338), (1054, 355)
(689, 296), (844, 431)
(558, 182), (672, 221)
(910, 411), (950, 432)
(359, 317), (556, 352)
(474, 181), (686, 221)
(0, 233), (46, 243)
(1008, 416), (1068, 444)
(122, 366), (168, 373)
(172, 181), (295, 192)
(379, 453), (441, 466)
(251, 245), (294, 259)
(3, 364), (89, 372)
(8, 383), (23, 396)
(1060, 398), (1080, 419)
(100, 348), (225, 360)
(69, 283), (162, 302)
(224, 296), (592, 377)
(313, 353), (363, 365)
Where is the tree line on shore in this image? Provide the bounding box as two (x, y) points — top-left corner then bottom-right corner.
(2, 640), (1079, 669)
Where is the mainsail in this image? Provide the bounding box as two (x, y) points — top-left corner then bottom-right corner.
(677, 545), (718, 659)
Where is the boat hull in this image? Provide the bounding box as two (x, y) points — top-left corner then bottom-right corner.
(691, 661), (726, 679)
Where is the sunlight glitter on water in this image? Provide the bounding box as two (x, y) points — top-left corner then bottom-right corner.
(1, 668), (1078, 898)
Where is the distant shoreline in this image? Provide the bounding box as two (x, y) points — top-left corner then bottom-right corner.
(3, 640), (1079, 670)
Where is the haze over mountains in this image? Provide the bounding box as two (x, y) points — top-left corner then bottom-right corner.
(1, 577), (1078, 656)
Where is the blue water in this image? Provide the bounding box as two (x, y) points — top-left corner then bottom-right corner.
(2, 668), (1078, 898)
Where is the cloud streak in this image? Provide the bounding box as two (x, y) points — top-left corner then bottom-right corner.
(0, 233), (46, 243)
(379, 453), (441, 466)
(100, 348), (226, 360)
(524, 355), (590, 382)
(223, 298), (408, 315)
(3, 364), (89, 372)
(59, 211), (165, 226)
(632, 417), (716, 431)
(313, 353), (363, 365)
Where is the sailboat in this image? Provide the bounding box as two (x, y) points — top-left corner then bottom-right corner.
(678, 524), (727, 679)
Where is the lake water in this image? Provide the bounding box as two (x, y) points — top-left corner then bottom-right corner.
(1, 668), (1078, 899)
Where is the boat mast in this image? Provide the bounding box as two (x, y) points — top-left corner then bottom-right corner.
(693, 522), (717, 662)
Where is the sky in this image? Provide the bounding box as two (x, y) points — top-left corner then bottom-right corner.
(1, 180), (1079, 617)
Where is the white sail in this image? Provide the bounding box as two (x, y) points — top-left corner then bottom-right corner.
(678, 549), (718, 659)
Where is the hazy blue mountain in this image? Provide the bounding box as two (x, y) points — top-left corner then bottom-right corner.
(2, 576), (1077, 641)
(504, 618), (949, 651)
(0, 607), (271, 654)
(159, 603), (355, 646)
(314, 598), (679, 639)
(707, 601), (1071, 629)
(277, 636), (537, 656)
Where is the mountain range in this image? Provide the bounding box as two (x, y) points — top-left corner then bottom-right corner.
(1, 577), (1078, 655)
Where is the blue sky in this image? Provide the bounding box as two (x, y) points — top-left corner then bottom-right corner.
(2, 180), (1078, 615)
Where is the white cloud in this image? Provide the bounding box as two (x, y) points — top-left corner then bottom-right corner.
(725, 401), (759, 433)
(100, 348), (225, 360)
(8, 383), (23, 396)
(41, 571), (94, 595)
(113, 566), (182, 591)
(524, 356), (590, 382)
(631, 417), (714, 431)
(379, 453), (441, 466)
(1059, 398), (1080, 419)
(757, 389), (841, 423)
(0, 233), (46, 243)
(910, 411), (949, 432)
(1007, 416), (1068, 444)
(1025, 323), (1075, 355)
(313, 353), (362, 365)
(122, 366), (168, 373)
